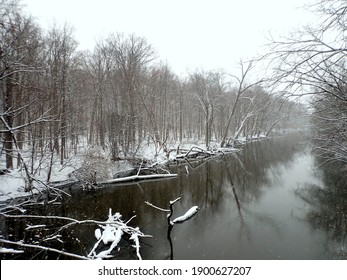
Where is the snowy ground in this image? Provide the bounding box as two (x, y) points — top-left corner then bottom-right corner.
(0, 137), (249, 203)
(0, 155), (82, 202)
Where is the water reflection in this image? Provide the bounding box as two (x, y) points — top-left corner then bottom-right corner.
(2, 133), (346, 259)
(295, 160), (347, 259)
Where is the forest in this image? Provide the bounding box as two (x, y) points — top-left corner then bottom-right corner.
(0, 0), (306, 188)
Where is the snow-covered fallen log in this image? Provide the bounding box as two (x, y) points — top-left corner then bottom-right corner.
(176, 146), (213, 159)
(172, 206), (199, 224)
(97, 173), (177, 185)
(175, 146), (239, 161)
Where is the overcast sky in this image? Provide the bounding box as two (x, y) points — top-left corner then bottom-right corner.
(22, 0), (314, 76)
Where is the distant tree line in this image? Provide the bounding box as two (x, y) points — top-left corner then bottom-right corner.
(0, 0), (305, 177)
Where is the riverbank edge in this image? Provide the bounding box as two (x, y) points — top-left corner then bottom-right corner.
(0, 133), (280, 204)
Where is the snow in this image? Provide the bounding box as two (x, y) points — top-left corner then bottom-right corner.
(0, 169), (31, 202)
(136, 141), (172, 163)
(0, 135), (258, 203)
(0, 137), (174, 202)
(0, 247), (24, 254)
(42, 235), (62, 242)
(95, 227), (123, 258)
(25, 224), (46, 230)
(172, 206), (199, 224)
(101, 226), (123, 245)
(129, 230), (142, 260)
(88, 208), (150, 259)
(0, 150), (85, 202)
(98, 173), (177, 185)
(94, 228), (102, 240)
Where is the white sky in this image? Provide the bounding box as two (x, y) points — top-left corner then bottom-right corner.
(21, 0), (314, 76)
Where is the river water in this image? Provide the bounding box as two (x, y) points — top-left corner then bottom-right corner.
(2, 133), (347, 259)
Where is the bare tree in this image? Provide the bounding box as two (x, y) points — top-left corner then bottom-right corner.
(188, 71), (224, 148)
(139, 64), (178, 152)
(83, 41), (112, 149)
(268, 0), (347, 164)
(220, 60), (264, 147)
(0, 0), (42, 169)
(44, 23), (77, 166)
(107, 33), (156, 153)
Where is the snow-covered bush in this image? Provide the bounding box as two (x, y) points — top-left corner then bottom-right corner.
(69, 147), (113, 185)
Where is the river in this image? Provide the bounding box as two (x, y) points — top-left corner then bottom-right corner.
(2, 133), (346, 260)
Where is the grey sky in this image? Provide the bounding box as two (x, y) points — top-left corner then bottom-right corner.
(22, 0), (313, 76)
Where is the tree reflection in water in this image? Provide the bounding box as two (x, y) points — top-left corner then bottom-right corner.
(295, 160), (347, 259)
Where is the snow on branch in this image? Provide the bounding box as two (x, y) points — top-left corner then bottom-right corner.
(97, 173), (177, 185)
(88, 208), (151, 260)
(145, 196), (199, 227)
(0, 238), (89, 259)
(0, 247), (24, 254)
(145, 196), (199, 259)
(172, 206), (199, 224)
(0, 209), (150, 260)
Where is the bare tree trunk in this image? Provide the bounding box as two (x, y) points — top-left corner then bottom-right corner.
(220, 61), (263, 147)
(4, 78), (14, 169)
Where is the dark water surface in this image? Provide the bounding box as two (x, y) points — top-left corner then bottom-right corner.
(2, 133), (347, 259)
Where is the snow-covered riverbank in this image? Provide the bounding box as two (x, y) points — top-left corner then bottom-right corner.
(0, 135), (265, 203)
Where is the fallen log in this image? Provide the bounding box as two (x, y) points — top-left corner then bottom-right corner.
(175, 146), (239, 161)
(176, 146), (214, 160)
(97, 173), (177, 185)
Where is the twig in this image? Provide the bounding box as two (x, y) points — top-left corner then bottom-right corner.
(125, 215), (137, 225)
(144, 201), (170, 212)
(130, 232), (142, 260)
(0, 213), (125, 227)
(170, 197), (181, 205)
(136, 160), (143, 176)
(0, 238), (89, 260)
